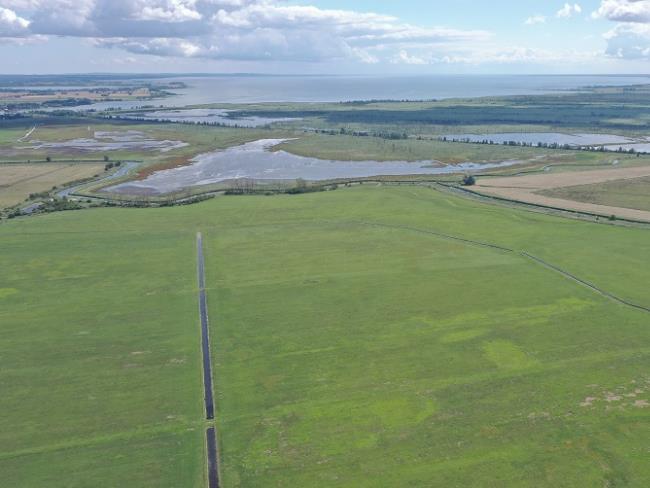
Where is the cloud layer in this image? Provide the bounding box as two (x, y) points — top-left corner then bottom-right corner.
(0, 6), (30, 36)
(594, 0), (650, 23)
(594, 0), (650, 59)
(0, 0), (491, 64)
(2, 1), (650, 67)
(556, 3), (582, 18)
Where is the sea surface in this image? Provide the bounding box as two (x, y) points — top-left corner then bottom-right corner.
(46, 74), (650, 111)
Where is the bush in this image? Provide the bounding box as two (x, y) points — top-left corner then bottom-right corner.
(462, 175), (476, 186)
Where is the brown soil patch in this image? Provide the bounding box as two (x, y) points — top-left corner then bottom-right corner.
(136, 156), (192, 180)
(473, 165), (650, 222)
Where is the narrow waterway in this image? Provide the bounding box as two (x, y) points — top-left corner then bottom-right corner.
(197, 232), (220, 487)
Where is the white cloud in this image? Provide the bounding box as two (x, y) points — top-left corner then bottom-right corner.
(557, 3), (583, 18)
(431, 46), (599, 65)
(604, 23), (650, 58)
(391, 50), (427, 65)
(0, 6), (30, 36)
(524, 15), (547, 25)
(593, 0), (650, 22)
(594, 1), (650, 59)
(139, 2), (203, 23)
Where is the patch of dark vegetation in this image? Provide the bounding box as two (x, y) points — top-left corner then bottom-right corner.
(462, 175), (476, 186)
(28, 190), (51, 200)
(443, 136), (648, 155)
(285, 178), (333, 194)
(104, 161), (122, 171)
(7, 198), (82, 219)
(224, 178), (339, 196)
(230, 85), (650, 131)
(158, 194), (216, 206)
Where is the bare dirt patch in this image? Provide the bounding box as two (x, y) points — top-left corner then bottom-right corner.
(136, 156), (193, 180)
(473, 165), (650, 222)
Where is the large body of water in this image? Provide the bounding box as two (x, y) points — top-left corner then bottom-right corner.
(61, 74), (650, 111)
(106, 139), (521, 195)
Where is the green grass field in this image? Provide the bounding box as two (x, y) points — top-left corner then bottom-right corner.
(276, 133), (637, 166)
(0, 220), (205, 486)
(541, 176), (650, 212)
(1, 185), (649, 487)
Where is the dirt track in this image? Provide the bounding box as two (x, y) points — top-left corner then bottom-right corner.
(474, 165), (650, 222)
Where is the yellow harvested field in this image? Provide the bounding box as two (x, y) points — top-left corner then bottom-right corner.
(0, 88), (151, 103)
(474, 165), (650, 222)
(0, 163), (103, 209)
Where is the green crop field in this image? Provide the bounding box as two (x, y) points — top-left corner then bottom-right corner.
(541, 176), (650, 212)
(1, 185), (649, 487)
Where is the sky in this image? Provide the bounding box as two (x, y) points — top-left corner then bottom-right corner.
(0, 0), (650, 74)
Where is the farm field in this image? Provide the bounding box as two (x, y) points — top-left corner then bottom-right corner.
(0, 87), (153, 103)
(0, 163), (104, 208)
(473, 165), (650, 222)
(542, 176), (650, 212)
(1, 185), (649, 487)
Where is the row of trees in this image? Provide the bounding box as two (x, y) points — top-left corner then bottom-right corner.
(104, 114), (266, 130)
(441, 137), (646, 156)
(315, 127), (409, 140)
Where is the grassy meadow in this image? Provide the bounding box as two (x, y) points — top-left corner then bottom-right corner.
(1, 185), (649, 486)
(0, 217), (205, 486)
(275, 133), (641, 166)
